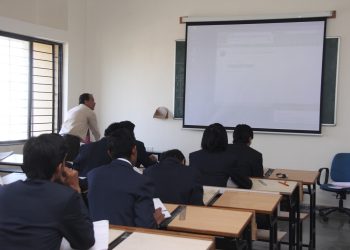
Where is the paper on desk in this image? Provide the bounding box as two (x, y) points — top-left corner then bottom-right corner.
(330, 182), (350, 188)
(0, 173), (26, 185)
(60, 220), (109, 250)
(0, 151), (13, 161)
(153, 198), (171, 218)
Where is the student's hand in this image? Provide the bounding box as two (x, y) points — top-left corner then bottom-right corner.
(149, 154), (158, 162)
(61, 166), (81, 193)
(52, 165), (81, 193)
(153, 207), (165, 226)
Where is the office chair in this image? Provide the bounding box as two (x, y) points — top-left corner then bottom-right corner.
(317, 153), (350, 222)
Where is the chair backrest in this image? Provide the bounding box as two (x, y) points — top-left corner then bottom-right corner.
(330, 153), (350, 182)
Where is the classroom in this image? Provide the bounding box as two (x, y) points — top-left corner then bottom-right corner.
(1, 0), (350, 249)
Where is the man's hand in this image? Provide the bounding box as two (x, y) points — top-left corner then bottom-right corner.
(153, 207), (165, 226)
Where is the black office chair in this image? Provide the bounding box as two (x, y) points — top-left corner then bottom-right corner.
(317, 153), (350, 222)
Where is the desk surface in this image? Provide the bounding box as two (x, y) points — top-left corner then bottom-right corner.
(267, 168), (319, 185)
(164, 203), (179, 214)
(251, 178), (298, 195)
(167, 205), (252, 238)
(109, 225), (214, 250)
(213, 190), (282, 214)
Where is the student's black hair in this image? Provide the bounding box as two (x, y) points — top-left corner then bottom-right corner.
(22, 134), (67, 180)
(117, 121), (136, 139)
(107, 128), (136, 160)
(104, 122), (120, 136)
(233, 124), (254, 143)
(79, 93), (92, 105)
(160, 149), (185, 164)
(201, 123), (228, 152)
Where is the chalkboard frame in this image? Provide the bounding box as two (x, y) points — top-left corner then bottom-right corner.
(173, 37), (340, 125)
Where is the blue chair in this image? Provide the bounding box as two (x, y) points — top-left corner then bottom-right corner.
(317, 153), (350, 221)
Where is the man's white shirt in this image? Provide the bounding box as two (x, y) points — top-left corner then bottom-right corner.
(60, 104), (100, 141)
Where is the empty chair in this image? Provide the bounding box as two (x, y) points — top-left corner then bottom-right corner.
(317, 153), (350, 221)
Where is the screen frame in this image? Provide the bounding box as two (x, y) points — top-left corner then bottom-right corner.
(182, 17), (327, 134)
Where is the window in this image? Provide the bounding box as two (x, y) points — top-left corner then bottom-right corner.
(0, 31), (62, 143)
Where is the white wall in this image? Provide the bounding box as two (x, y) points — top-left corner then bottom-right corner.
(84, 0), (350, 206)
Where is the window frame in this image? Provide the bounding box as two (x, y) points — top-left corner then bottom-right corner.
(0, 30), (63, 145)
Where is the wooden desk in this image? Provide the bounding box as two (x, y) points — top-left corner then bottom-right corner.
(164, 205), (253, 250)
(212, 190), (282, 250)
(250, 178), (300, 250)
(109, 225), (215, 250)
(165, 203), (179, 214)
(266, 168), (319, 250)
(213, 190), (281, 214)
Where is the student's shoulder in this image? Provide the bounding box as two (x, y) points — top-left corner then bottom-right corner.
(189, 149), (204, 158)
(142, 163), (158, 175)
(246, 146), (262, 158)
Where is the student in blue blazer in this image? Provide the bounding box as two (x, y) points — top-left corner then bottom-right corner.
(144, 149), (203, 205)
(189, 123), (252, 189)
(227, 124), (264, 177)
(0, 134), (95, 250)
(87, 128), (163, 228)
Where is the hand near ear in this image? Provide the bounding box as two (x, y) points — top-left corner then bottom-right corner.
(52, 164), (81, 193)
(153, 207), (165, 226)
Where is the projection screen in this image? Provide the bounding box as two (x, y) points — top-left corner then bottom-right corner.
(183, 18), (327, 134)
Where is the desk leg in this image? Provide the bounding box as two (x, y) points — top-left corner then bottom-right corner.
(288, 188), (300, 250)
(288, 195), (295, 250)
(269, 209), (278, 250)
(241, 222), (252, 250)
(310, 184), (316, 250)
(295, 188), (301, 250)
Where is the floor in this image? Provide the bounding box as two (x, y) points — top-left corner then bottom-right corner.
(253, 208), (350, 250)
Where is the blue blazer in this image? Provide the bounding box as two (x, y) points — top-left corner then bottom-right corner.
(73, 138), (156, 176)
(227, 143), (264, 177)
(144, 158), (203, 205)
(87, 159), (156, 228)
(189, 149), (252, 189)
(135, 140), (157, 168)
(73, 137), (111, 177)
(0, 180), (94, 250)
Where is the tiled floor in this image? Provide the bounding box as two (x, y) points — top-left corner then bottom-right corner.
(253, 208), (350, 250)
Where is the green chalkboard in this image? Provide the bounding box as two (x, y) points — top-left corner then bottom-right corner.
(174, 38), (339, 124)
(321, 37), (339, 125)
(174, 40), (186, 118)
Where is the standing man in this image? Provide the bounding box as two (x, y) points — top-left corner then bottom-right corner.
(60, 93), (101, 160)
(0, 134), (95, 250)
(228, 124), (264, 177)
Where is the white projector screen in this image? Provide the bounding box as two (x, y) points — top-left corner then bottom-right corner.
(183, 18), (326, 134)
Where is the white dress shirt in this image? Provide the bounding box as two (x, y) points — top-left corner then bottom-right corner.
(60, 104), (100, 141)
(117, 158), (143, 174)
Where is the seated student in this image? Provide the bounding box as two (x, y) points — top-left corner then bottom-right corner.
(73, 122), (120, 177)
(189, 123), (252, 189)
(0, 134), (95, 250)
(143, 149), (203, 205)
(228, 124), (264, 177)
(87, 128), (164, 228)
(118, 121), (157, 168)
